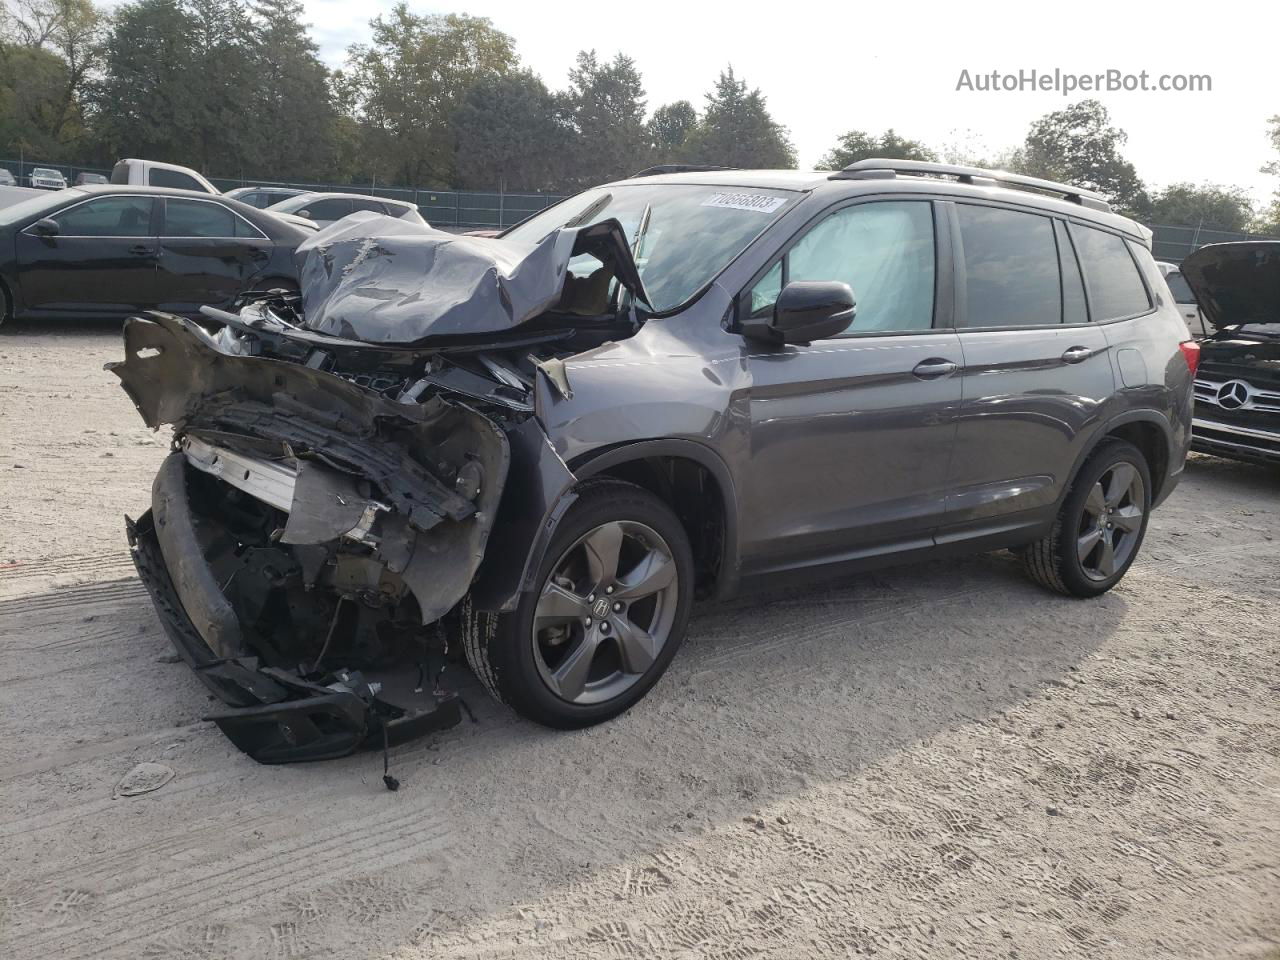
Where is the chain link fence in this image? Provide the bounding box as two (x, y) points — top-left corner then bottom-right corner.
(1148, 223), (1280, 264)
(0, 159), (568, 229)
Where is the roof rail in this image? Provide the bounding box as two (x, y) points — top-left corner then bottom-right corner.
(630, 164), (736, 178)
(831, 158), (1111, 212)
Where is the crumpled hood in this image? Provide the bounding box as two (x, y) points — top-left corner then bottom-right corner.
(293, 212), (648, 344)
(1181, 241), (1280, 329)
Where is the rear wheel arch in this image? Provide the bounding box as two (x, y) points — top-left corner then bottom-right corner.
(1062, 412), (1173, 508)
(571, 440), (740, 601)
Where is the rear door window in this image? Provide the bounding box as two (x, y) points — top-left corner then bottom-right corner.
(1070, 224), (1152, 320)
(163, 199), (237, 238)
(955, 204), (1060, 327)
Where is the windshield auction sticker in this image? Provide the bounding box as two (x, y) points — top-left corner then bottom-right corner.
(701, 193), (787, 213)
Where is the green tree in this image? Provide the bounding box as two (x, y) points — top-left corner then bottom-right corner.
(1257, 115), (1280, 235)
(92, 0), (197, 162)
(342, 6), (515, 186)
(453, 69), (568, 192)
(684, 67), (794, 169)
(563, 50), (648, 187)
(183, 0), (255, 174)
(817, 128), (937, 170)
(0, 40), (78, 155)
(245, 0), (334, 179)
(647, 99), (696, 159)
(1013, 99), (1147, 214)
(1147, 182), (1256, 232)
(0, 0), (104, 156)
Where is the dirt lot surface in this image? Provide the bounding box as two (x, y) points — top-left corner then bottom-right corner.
(2, 320), (1278, 960)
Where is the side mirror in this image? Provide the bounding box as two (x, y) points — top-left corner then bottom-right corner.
(295, 209), (311, 219)
(742, 280), (856, 345)
(32, 217), (59, 237)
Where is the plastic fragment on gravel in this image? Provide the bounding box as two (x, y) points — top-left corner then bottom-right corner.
(114, 762), (175, 797)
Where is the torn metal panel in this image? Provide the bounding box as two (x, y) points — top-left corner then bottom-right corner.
(293, 213), (648, 345)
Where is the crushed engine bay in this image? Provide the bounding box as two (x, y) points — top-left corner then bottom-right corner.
(111, 216), (646, 764)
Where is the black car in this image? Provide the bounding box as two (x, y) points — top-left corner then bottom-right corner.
(1183, 241), (1280, 464)
(0, 185), (309, 327)
(113, 161), (1195, 763)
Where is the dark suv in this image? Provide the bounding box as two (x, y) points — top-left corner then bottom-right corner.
(114, 161), (1197, 763)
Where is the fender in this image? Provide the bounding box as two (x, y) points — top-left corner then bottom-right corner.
(1058, 407), (1178, 509)
(571, 437), (742, 602)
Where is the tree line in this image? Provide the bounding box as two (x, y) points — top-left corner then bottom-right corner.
(2, 0), (1279, 234)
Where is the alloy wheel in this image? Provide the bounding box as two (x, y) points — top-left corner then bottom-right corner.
(1076, 462), (1145, 581)
(531, 520), (680, 705)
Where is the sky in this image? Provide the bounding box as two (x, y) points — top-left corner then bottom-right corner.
(302, 0), (1280, 204)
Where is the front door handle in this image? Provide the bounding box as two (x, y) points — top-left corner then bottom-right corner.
(912, 358), (960, 379)
(1061, 345), (1094, 364)
(128, 244), (155, 256)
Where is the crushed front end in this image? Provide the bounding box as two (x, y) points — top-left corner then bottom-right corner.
(113, 309), (524, 761)
(112, 218), (646, 762)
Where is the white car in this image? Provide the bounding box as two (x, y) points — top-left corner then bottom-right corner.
(266, 192), (427, 229)
(1155, 260), (1208, 338)
(29, 167), (68, 190)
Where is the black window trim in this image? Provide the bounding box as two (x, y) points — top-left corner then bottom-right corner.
(733, 194), (951, 341)
(942, 197), (1157, 332)
(1066, 219), (1157, 326)
(160, 196), (268, 241)
(22, 193), (159, 239)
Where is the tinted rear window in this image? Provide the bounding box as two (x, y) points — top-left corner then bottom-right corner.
(163, 198), (236, 237)
(956, 204), (1061, 327)
(1071, 224), (1152, 320)
(1165, 270), (1196, 303)
(150, 168), (204, 191)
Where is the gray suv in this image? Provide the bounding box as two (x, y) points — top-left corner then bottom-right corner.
(114, 160), (1196, 763)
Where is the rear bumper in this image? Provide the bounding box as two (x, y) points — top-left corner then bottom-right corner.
(1191, 417), (1280, 466)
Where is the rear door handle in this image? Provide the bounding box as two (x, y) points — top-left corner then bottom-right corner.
(1061, 345), (1094, 364)
(912, 358), (960, 380)
(128, 244), (155, 256)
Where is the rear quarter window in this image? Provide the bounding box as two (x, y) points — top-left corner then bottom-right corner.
(1071, 223), (1152, 321)
(149, 168), (204, 191)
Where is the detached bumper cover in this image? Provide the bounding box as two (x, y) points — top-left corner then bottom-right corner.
(129, 509), (462, 764)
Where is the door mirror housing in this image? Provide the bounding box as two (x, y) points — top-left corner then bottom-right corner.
(32, 217), (60, 237)
(295, 209), (311, 220)
(741, 280), (856, 345)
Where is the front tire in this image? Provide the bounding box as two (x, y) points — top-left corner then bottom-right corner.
(1022, 439), (1152, 597)
(463, 481), (694, 728)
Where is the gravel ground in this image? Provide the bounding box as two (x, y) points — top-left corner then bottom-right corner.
(1, 319), (1277, 960)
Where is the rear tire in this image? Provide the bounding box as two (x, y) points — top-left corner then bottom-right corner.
(1022, 439), (1151, 597)
(462, 481), (694, 729)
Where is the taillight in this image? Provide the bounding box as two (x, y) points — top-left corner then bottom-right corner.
(1179, 340), (1200, 378)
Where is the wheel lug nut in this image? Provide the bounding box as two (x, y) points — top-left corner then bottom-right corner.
(587, 593), (596, 603)
(583, 617), (592, 627)
(613, 601), (624, 612)
(605, 585), (614, 594)
(599, 622), (611, 634)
